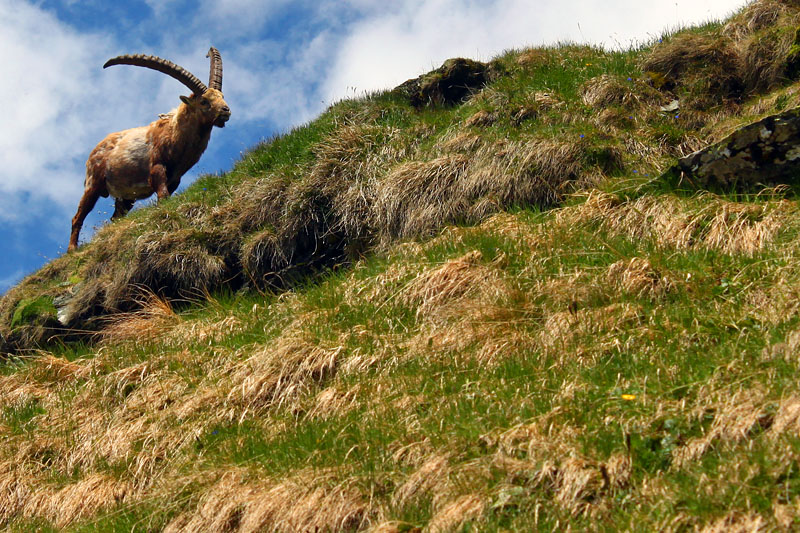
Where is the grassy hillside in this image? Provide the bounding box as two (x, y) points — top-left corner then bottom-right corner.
(5, 1), (800, 530)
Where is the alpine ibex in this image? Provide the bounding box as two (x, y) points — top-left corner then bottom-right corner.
(68, 47), (231, 251)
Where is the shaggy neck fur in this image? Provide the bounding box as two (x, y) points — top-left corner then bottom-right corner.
(151, 103), (214, 177)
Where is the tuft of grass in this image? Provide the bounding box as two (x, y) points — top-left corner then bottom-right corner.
(2, 398), (45, 434)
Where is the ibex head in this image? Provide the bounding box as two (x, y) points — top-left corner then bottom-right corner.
(104, 47), (231, 127)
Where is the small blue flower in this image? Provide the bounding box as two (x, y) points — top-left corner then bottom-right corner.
(633, 170), (638, 174)
(579, 134), (585, 138)
(675, 114), (680, 119)
(627, 77), (632, 81)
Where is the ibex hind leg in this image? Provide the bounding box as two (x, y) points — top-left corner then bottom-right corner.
(112, 198), (135, 220)
(68, 187), (102, 251)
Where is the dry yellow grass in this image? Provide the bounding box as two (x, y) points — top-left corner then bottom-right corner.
(771, 395), (800, 435)
(745, 275), (800, 328)
(606, 257), (675, 299)
(375, 154), (472, 240)
(305, 383), (362, 420)
(560, 190), (796, 256)
(773, 501), (800, 530)
(402, 250), (497, 318)
(0, 463), (130, 529)
(554, 457), (608, 516)
(580, 74), (662, 110)
(167, 313), (245, 346)
(484, 420), (632, 518)
(465, 109), (497, 128)
(4, 188), (795, 529)
(392, 454), (451, 509)
(640, 0), (800, 108)
(2, 198), (794, 530)
(226, 336), (343, 413)
(0, 374), (51, 405)
(369, 522), (422, 533)
(25, 474), (130, 529)
(704, 200), (792, 254)
(477, 211), (544, 248)
(642, 32), (742, 108)
(515, 49), (550, 68)
(26, 352), (94, 383)
(399, 249), (535, 366)
(539, 303), (643, 361)
(375, 137), (593, 241)
(425, 494), (484, 532)
(723, 0), (791, 41)
(699, 511), (768, 533)
(436, 131), (483, 154)
(672, 389), (768, 469)
(164, 469), (368, 533)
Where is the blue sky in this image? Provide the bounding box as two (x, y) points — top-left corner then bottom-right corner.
(0, 0), (747, 293)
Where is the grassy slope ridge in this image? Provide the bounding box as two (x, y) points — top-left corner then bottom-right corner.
(6, 1), (800, 530)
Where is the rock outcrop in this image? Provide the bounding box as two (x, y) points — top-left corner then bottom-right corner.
(394, 58), (497, 108)
(668, 106), (800, 190)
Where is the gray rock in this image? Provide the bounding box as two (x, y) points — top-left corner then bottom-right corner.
(668, 106), (800, 190)
(660, 99), (680, 113)
(53, 282), (82, 326)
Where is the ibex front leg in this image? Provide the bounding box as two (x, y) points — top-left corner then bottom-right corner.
(149, 164), (170, 200)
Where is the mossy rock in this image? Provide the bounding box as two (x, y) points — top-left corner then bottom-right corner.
(786, 27), (800, 79)
(11, 296), (57, 329)
(664, 106), (800, 191)
(643, 70), (670, 90)
(394, 58), (496, 108)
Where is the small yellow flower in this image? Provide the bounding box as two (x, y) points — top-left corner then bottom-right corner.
(621, 394), (636, 401)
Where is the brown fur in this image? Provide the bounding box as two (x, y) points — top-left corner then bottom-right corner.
(69, 89), (230, 251)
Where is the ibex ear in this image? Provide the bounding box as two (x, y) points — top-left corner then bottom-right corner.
(180, 95), (192, 105)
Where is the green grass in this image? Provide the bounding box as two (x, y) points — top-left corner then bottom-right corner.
(6, 195), (800, 528)
(2, 398), (45, 434)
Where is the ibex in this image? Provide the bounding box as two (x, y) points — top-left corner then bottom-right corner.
(68, 48), (231, 251)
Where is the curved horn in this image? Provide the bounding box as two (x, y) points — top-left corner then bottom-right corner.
(207, 47), (223, 91)
(103, 54), (208, 96)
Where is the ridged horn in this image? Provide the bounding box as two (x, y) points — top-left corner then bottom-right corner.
(207, 47), (223, 91)
(103, 53), (208, 96)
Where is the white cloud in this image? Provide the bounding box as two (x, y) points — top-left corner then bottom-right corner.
(0, 0), (173, 218)
(197, 34), (335, 127)
(0, 1), (96, 203)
